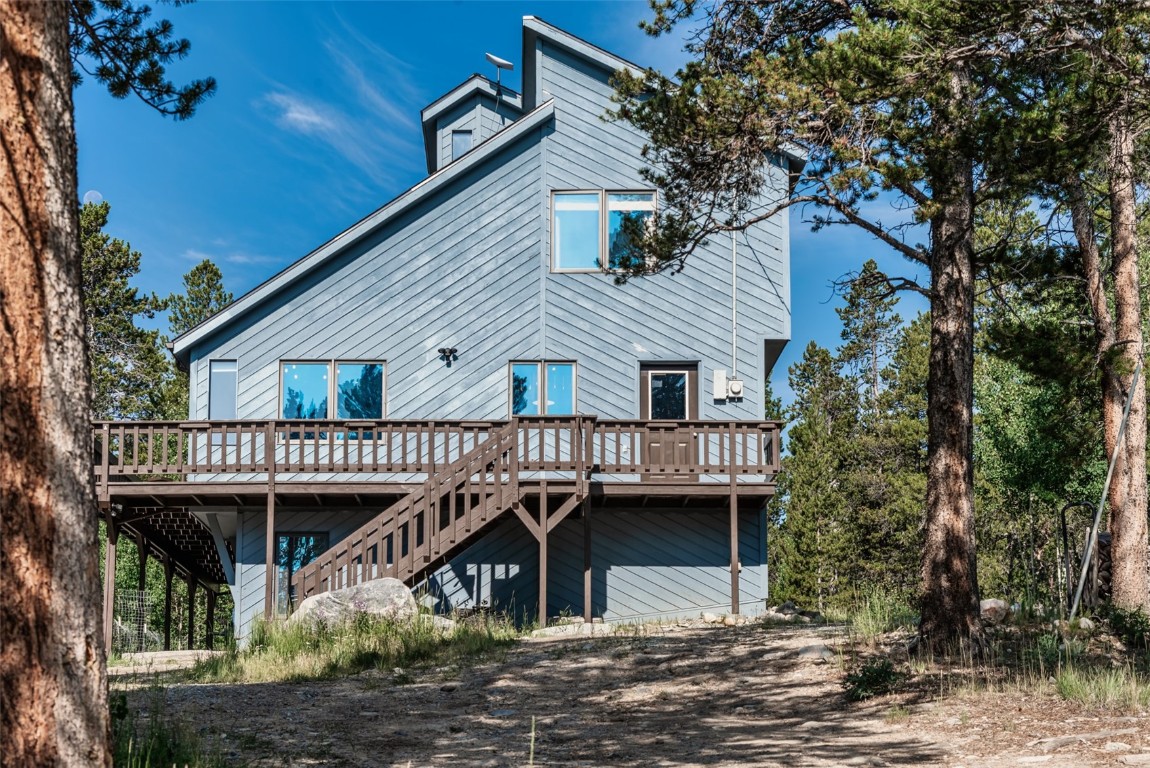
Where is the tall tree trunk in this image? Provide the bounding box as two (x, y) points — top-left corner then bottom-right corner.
(0, 2), (112, 765)
(1106, 113), (1149, 612)
(919, 74), (981, 647)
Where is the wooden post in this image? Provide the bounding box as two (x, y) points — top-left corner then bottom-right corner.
(135, 531), (147, 591)
(583, 499), (592, 624)
(265, 436), (277, 620)
(206, 590), (216, 651)
(187, 579), (197, 650)
(102, 516), (118, 656)
(163, 557), (173, 651)
(538, 483), (548, 629)
(729, 489), (740, 614)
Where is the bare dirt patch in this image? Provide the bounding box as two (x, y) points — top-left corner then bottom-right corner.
(120, 621), (1149, 767)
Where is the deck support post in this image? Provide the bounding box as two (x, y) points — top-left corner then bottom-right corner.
(538, 483), (548, 629)
(265, 460), (277, 620)
(102, 514), (119, 656)
(206, 590), (216, 650)
(583, 499), (592, 624)
(135, 530), (148, 591)
(187, 579), (197, 650)
(729, 488), (739, 614)
(163, 557), (173, 651)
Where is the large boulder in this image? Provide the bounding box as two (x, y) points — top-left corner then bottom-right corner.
(980, 598), (1012, 625)
(288, 578), (418, 627)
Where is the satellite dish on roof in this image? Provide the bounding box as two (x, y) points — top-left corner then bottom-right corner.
(485, 52), (514, 101)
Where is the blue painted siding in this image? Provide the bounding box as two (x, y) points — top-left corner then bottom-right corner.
(426, 508), (767, 622)
(189, 21), (789, 639)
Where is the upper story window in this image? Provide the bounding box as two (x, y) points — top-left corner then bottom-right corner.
(280, 361), (385, 420)
(208, 360), (238, 419)
(510, 361), (576, 416)
(451, 130), (473, 161)
(552, 191), (656, 272)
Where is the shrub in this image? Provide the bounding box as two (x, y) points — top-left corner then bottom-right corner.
(1103, 605), (1150, 652)
(843, 658), (903, 701)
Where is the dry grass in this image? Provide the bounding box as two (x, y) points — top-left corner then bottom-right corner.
(186, 612), (519, 684)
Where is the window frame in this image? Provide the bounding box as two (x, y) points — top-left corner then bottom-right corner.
(508, 360), (578, 417)
(278, 359), (387, 421)
(274, 530), (330, 616)
(207, 359), (238, 420)
(450, 129), (473, 161)
(550, 189), (657, 273)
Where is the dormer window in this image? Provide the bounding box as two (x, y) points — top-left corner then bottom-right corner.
(451, 130), (473, 161)
(551, 190), (655, 272)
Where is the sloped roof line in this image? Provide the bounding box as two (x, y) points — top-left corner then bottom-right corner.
(171, 99), (556, 360)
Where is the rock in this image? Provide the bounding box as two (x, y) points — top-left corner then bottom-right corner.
(778, 600), (798, 615)
(722, 615), (738, 626)
(440, 682), (460, 692)
(1075, 617), (1095, 632)
(430, 615), (456, 632)
(701, 612), (724, 624)
(1118, 756), (1150, 766)
(288, 578), (417, 627)
(796, 644), (835, 663)
(1106, 742), (1132, 752)
(979, 598), (1011, 625)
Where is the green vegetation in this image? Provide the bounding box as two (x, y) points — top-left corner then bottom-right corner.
(1055, 666), (1150, 712)
(848, 590), (918, 644)
(188, 613), (519, 684)
(111, 691), (225, 768)
(1103, 605), (1150, 652)
(843, 658), (902, 702)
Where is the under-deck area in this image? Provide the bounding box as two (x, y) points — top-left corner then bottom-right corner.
(94, 416), (780, 650)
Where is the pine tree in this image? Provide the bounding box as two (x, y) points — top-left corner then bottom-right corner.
(167, 259), (232, 337)
(81, 200), (175, 420)
(773, 343), (855, 611)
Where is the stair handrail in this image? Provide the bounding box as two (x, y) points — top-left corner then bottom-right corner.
(291, 421), (519, 603)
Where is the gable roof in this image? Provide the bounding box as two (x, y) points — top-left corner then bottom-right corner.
(520, 16), (645, 112)
(171, 99), (555, 363)
(420, 74), (523, 174)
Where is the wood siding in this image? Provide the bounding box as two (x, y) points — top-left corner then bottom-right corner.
(426, 507), (767, 622)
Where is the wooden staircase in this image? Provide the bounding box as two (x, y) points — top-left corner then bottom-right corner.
(291, 422), (528, 602)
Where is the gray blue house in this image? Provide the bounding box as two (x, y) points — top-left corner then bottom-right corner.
(94, 17), (796, 647)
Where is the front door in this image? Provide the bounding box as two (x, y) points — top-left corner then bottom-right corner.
(639, 364), (698, 478)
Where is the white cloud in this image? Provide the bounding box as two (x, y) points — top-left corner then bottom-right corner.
(266, 93), (337, 134)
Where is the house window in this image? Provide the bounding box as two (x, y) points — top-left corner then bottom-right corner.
(510, 361), (576, 416)
(275, 532), (329, 615)
(551, 190), (656, 272)
(451, 130), (473, 161)
(208, 360), (237, 419)
(280, 361), (385, 419)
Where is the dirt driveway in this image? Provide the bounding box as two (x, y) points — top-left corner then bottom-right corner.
(125, 621), (1150, 767)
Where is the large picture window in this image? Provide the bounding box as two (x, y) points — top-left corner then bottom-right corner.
(510, 361), (576, 416)
(280, 361), (385, 420)
(551, 190), (655, 272)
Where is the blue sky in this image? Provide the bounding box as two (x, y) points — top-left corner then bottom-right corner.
(75, 0), (928, 408)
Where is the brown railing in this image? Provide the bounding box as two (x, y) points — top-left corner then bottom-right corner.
(92, 417), (781, 483)
(291, 421), (523, 600)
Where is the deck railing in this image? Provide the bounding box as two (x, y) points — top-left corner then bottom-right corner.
(92, 417), (781, 484)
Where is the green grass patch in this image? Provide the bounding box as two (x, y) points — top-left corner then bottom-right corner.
(843, 658), (904, 701)
(849, 590), (917, 643)
(187, 612), (520, 684)
(111, 691), (225, 768)
(1055, 665), (1150, 712)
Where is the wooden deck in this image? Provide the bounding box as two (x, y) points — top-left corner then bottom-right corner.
(93, 416), (781, 651)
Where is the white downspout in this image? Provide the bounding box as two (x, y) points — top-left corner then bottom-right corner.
(731, 229), (738, 378)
